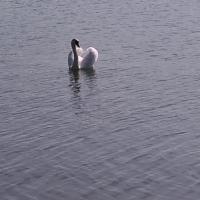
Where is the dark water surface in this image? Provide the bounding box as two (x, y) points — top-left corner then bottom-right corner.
(1, 0), (200, 199)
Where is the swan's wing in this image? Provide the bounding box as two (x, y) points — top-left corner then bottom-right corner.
(68, 51), (73, 68)
(80, 47), (98, 69)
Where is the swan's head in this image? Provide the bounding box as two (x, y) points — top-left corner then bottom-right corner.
(71, 39), (80, 48)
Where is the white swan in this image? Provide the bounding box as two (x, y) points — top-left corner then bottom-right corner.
(68, 39), (98, 70)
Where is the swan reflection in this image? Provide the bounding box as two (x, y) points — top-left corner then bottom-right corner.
(69, 70), (81, 95)
(69, 69), (96, 98)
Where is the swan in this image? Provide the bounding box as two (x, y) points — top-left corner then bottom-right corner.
(68, 39), (98, 70)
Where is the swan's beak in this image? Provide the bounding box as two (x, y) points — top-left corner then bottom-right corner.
(75, 40), (80, 47)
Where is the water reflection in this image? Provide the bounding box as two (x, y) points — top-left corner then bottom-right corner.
(81, 69), (97, 90)
(69, 70), (81, 95)
(68, 69), (97, 112)
(69, 69), (96, 94)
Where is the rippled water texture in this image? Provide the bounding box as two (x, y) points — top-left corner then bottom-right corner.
(1, 0), (200, 199)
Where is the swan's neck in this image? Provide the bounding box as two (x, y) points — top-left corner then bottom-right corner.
(72, 45), (79, 70)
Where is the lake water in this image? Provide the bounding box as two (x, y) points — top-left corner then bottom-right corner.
(1, 0), (200, 199)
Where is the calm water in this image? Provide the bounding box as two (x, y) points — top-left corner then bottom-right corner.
(1, 0), (200, 199)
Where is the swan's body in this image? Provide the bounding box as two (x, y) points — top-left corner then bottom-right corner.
(68, 39), (98, 70)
